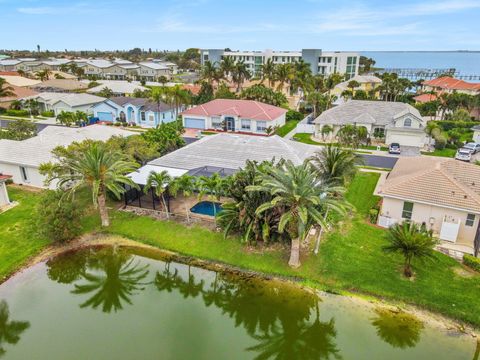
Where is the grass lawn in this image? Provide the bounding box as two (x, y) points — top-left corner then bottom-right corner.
(3, 176), (480, 327)
(421, 148), (457, 158)
(276, 120), (301, 137)
(293, 132), (324, 145)
(0, 188), (50, 280)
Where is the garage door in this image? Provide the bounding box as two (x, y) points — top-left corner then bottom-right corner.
(97, 112), (113, 122)
(386, 132), (423, 147)
(184, 118), (205, 129)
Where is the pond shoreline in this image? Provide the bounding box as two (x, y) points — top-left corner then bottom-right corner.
(5, 232), (479, 342)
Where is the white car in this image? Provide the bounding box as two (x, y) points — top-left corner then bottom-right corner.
(463, 142), (480, 154)
(455, 148), (473, 162)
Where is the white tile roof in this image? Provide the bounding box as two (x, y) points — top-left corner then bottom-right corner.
(24, 92), (106, 107)
(149, 133), (318, 171)
(86, 81), (148, 94)
(0, 75), (41, 87)
(139, 62), (169, 70)
(0, 125), (134, 168)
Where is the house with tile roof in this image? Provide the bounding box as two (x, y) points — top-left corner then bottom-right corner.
(23, 92), (106, 116)
(377, 157), (480, 257)
(0, 85), (38, 109)
(314, 100), (428, 148)
(92, 96), (176, 125)
(422, 76), (480, 96)
(181, 99), (287, 135)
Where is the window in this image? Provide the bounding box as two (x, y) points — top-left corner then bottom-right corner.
(162, 113), (165, 120)
(212, 116), (222, 129)
(466, 214), (476, 227)
(241, 119), (251, 130)
(402, 202), (414, 220)
(404, 118), (412, 127)
(141, 112), (146, 121)
(20, 166), (28, 182)
(257, 121), (267, 132)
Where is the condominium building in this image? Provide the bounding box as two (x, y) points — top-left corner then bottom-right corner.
(200, 49), (359, 79)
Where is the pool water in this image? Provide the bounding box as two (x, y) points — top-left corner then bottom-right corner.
(190, 201), (222, 216)
(0, 246), (476, 360)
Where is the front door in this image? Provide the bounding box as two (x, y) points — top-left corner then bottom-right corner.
(225, 117), (235, 131)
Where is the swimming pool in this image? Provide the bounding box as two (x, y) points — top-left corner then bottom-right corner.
(190, 201), (222, 216)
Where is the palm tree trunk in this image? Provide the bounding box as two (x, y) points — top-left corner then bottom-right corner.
(161, 195), (170, 219)
(473, 340), (479, 360)
(288, 238), (301, 268)
(98, 193), (110, 227)
(184, 200), (190, 223)
(404, 255), (413, 277)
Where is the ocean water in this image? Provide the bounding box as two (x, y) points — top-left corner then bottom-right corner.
(362, 51), (480, 77)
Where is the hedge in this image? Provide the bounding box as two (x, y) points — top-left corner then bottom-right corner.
(5, 109), (29, 117)
(435, 120), (480, 132)
(463, 254), (480, 272)
(41, 110), (55, 117)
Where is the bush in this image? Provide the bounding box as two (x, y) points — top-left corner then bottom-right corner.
(463, 254), (480, 272)
(41, 110), (55, 117)
(434, 135), (447, 150)
(369, 208), (379, 224)
(113, 122), (121, 127)
(286, 109), (304, 122)
(5, 109), (29, 117)
(36, 190), (83, 243)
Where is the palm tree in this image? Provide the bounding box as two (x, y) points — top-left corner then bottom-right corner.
(40, 142), (139, 227)
(383, 222), (438, 278)
(347, 80), (360, 96)
(231, 61), (251, 93)
(169, 174), (195, 223)
(197, 173), (224, 222)
(35, 69), (51, 81)
(149, 87), (166, 122)
(275, 63), (293, 92)
(0, 300), (30, 357)
(144, 170), (172, 218)
(97, 87), (114, 98)
(309, 146), (362, 186)
(320, 125), (333, 141)
(306, 92), (327, 118)
(0, 78), (14, 98)
(200, 60), (220, 84)
(9, 100), (22, 110)
(260, 58), (277, 88)
(169, 85), (191, 119)
(219, 57), (235, 80)
(247, 161), (347, 267)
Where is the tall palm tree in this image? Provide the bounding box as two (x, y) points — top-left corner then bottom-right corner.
(219, 57), (235, 80)
(197, 173), (224, 222)
(260, 58), (277, 88)
(169, 174), (195, 223)
(40, 142), (139, 227)
(149, 87), (167, 122)
(35, 69), (51, 81)
(275, 63), (293, 92)
(383, 222), (438, 278)
(347, 79), (360, 96)
(144, 170), (172, 218)
(0, 300), (30, 357)
(231, 61), (251, 93)
(306, 92), (327, 118)
(169, 85), (191, 119)
(200, 60), (220, 84)
(0, 78), (14, 98)
(247, 161), (347, 267)
(309, 146), (362, 186)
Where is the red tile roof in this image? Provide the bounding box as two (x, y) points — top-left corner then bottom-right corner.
(181, 84), (201, 95)
(181, 99), (287, 121)
(0, 174), (12, 182)
(413, 93), (438, 103)
(423, 77), (480, 91)
(0, 71), (20, 76)
(0, 85), (38, 103)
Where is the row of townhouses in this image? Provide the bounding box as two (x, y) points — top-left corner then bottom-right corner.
(200, 48), (360, 79)
(0, 58), (178, 81)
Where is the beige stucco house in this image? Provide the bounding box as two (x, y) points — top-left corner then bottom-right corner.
(314, 100), (429, 148)
(377, 157), (480, 258)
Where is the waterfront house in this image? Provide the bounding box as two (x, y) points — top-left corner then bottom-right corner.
(313, 100), (428, 148)
(331, 75), (382, 102)
(377, 157), (480, 257)
(422, 77), (480, 96)
(181, 99), (286, 134)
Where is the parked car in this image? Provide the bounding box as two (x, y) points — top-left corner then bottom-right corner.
(455, 148), (473, 162)
(388, 143), (401, 154)
(462, 142), (480, 154)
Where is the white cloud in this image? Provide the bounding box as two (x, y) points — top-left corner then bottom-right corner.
(17, 3), (91, 15)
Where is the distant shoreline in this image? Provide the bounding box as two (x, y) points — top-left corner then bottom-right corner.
(361, 50), (480, 53)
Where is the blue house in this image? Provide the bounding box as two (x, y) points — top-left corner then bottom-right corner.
(92, 97), (176, 127)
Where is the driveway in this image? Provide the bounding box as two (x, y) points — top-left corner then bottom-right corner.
(361, 154), (398, 169)
(399, 146), (421, 157)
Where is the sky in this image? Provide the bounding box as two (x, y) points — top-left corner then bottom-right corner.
(1, 0), (479, 51)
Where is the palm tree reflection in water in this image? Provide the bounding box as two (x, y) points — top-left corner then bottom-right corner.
(0, 300), (30, 357)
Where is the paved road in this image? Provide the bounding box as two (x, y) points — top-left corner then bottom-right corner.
(361, 154), (398, 169)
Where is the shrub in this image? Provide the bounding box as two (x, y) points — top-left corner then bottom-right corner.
(5, 109), (29, 117)
(36, 190), (83, 243)
(41, 110), (55, 117)
(434, 135), (447, 150)
(369, 208), (379, 224)
(463, 254), (480, 272)
(113, 122), (121, 127)
(286, 109), (304, 122)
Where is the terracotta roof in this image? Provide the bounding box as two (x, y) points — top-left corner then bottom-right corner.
(181, 99), (287, 121)
(423, 77), (480, 91)
(413, 93), (438, 103)
(379, 157), (480, 213)
(0, 71), (20, 76)
(0, 85), (38, 103)
(181, 84), (201, 95)
(0, 174), (12, 182)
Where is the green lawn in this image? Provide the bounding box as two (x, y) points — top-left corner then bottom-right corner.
(0, 188), (49, 280)
(293, 132), (324, 144)
(421, 148), (457, 158)
(276, 120), (301, 137)
(3, 177), (480, 327)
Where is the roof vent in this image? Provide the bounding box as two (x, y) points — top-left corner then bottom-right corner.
(472, 182), (475, 186)
(464, 195), (468, 199)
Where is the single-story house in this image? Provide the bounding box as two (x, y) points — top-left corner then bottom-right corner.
(0, 174), (12, 209)
(0, 75), (41, 87)
(0, 85), (38, 109)
(181, 99), (287, 134)
(92, 96), (175, 125)
(87, 81), (148, 97)
(125, 133), (318, 209)
(314, 100), (429, 148)
(23, 92), (106, 116)
(0, 125), (133, 188)
(377, 157), (480, 257)
(422, 77), (480, 96)
(31, 79), (88, 93)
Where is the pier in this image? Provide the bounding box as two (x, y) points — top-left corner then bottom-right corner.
(374, 68), (480, 81)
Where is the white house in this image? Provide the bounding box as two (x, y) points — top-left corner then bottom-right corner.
(23, 92), (106, 116)
(181, 99), (287, 134)
(314, 100), (428, 148)
(0, 125), (133, 188)
(0, 174), (12, 209)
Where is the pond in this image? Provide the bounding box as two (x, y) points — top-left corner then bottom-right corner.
(0, 246), (476, 360)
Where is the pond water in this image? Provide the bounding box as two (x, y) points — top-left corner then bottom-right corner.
(0, 246), (476, 360)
